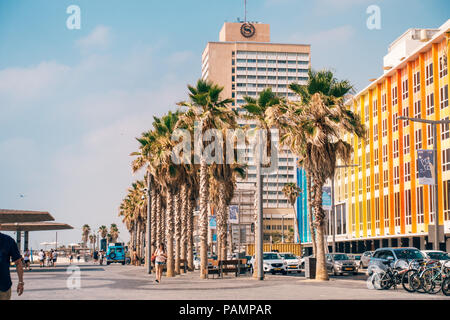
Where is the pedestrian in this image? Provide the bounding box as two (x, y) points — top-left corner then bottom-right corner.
(69, 253), (73, 264)
(52, 250), (57, 267)
(23, 249), (31, 271)
(99, 251), (104, 265)
(38, 249), (45, 268)
(76, 253), (80, 263)
(46, 251), (52, 267)
(0, 232), (24, 300)
(154, 243), (167, 283)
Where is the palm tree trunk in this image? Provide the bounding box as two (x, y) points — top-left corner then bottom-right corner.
(307, 174), (317, 255)
(151, 187), (157, 255)
(187, 195), (195, 271)
(199, 157), (209, 279)
(180, 184), (188, 273)
(165, 190), (175, 277)
(156, 193), (162, 245)
(312, 179), (329, 281)
(174, 191), (182, 275)
(218, 182), (227, 261)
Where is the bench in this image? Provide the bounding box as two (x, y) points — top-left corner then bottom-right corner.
(179, 259), (188, 273)
(207, 260), (220, 279)
(218, 259), (249, 278)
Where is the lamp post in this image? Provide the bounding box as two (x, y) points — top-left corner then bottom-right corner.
(331, 164), (359, 253)
(398, 116), (450, 250)
(281, 214), (289, 243)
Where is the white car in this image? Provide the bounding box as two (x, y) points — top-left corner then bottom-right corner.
(251, 252), (287, 275)
(279, 252), (301, 273)
(421, 250), (450, 265)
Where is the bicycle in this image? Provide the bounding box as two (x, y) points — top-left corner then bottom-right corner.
(419, 260), (450, 294)
(370, 259), (409, 290)
(401, 259), (430, 293)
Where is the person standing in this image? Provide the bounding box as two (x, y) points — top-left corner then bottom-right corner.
(52, 250), (57, 267)
(154, 243), (167, 283)
(76, 253), (80, 263)
(23, 249), (31, 271)
(38, 250), (45, 268)
(0, 232), (24, 300)
(69, 253), (73, 264)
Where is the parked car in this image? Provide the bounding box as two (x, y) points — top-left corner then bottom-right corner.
(106, 243), (126, 265)
(326, 253), (358, 276)
(421, 250), (450, 264)
(279, 252), (301, 273)
(360, 251), (374, 268)
(250, 252), (287, 275)
(367, 247), (425, 276)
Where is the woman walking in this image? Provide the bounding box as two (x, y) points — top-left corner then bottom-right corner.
(154, 243), (167, 283)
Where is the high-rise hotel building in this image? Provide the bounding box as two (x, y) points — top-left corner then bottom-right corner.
(201, 22), (310, 242)
(328, 20), (450, 253)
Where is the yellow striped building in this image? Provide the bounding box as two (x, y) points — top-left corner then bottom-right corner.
(331, 20), (450, 253)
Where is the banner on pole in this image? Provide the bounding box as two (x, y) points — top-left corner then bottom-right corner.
(322, 186), (332, 210)
(209, 216), (216, 230)
(228, 205), (239, 224)
(417, 149), (435, 185)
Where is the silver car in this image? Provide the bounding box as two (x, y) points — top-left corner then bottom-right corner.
(326, 253), (359, 276)
(360, 251), (374, 268)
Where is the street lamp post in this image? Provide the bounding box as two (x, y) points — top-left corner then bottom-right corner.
(281, 214), (289, 244)
(399, 116), (450, 250)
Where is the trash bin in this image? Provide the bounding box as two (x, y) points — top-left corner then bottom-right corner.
(304, 257), (316, 279)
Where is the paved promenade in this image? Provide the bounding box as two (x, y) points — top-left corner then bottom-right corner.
(10, 263), (450, 300)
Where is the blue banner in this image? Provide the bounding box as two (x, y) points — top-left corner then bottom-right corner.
(322, 186), (332, 210)
(417, 149), (434, 185)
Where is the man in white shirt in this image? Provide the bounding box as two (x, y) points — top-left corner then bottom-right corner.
(38, 250), (45, 268)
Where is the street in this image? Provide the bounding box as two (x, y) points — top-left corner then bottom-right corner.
(10, 263), (450, 300)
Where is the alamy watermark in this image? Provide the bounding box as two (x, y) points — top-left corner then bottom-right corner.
(66, 5), (81, 30)
(171, 125), (279, 174)
(366, 5), (381, 30)
(66, 265), (81, 290)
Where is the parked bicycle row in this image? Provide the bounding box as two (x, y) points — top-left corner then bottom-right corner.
(366, 247), (450, 296)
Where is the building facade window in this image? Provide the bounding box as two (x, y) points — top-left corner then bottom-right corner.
(443, 180), (450, 221)
(402, 78), (409, 100)
(393, 139), (399, 158)
(383, 169), (389, 188)
(374, 172), (379, 190)
(415, 129), (422, 151)
(426, 93), (434, 115)
(373, 99), (378, 117)
(440, 84), (448, 109)
(375, 198), (380, 229)
(417, 186), (424, 224)
(402, 105), (409, 127)
(414, 100), (421, 118)
(392, 86), (398, 105)
(413, 71), (420, 93)
(384, 195), (389, 228)
(405, 189), (412, 225)
(439, 55), (448, 78)
(382, 145), (388, 163)
(404, 162), (411, 182)
(382, 93), (387, 112)
(382, 119), (387, 137)
(394, 192), (401, 226)
(404, 134), (410, 154)
(394, 166), (399, 185)
(373, 123), (378, 141)
(427, 124), (434, 146)
(442, 117), (450, 140)
(425, 62), (434, 86)
(393, 112), (398, 132)
(442, 148), (450, 171)
(374, 149), (379, 166)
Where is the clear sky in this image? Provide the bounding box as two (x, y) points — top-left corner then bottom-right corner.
(0, 0), (449, 250)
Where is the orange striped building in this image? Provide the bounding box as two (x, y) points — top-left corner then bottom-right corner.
(331, 20), (450, 253)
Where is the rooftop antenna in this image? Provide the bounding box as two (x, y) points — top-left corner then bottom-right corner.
(244, 0), (247, 22)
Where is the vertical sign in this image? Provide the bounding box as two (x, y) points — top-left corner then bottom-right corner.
(228, 205), (239, 224)
(209, 216), (216, 229)
(322, 186), (332, 210)
(417, 149), (434, 185)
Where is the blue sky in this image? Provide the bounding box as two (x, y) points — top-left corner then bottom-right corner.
(0, 0), (449, 249)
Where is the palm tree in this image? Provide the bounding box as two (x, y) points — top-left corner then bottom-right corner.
(82, 224), (90, 248)
(282, 183), (301, 243)
(98, 225), (108, 239)
(266, 69), (365, 281)
(89, 234), (96, 252)
(110, 223), (120, 243)
(178, 79), (236, 279)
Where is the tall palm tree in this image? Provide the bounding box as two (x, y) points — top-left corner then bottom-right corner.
(282, 183), (301, 243)
(178, 79), (236, 279)
(82, 224), (90, 248)
(266, 69), (365, 281)
(98, 225), (108, 239)
(110, 223), (120, 243)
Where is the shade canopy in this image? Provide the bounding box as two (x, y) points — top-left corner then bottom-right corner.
(0, 222), (73, 232)
(0, 209), (54, 223)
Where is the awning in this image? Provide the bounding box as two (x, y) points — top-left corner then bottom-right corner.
(0, 209), (54, 223)
(0, 222), (73, 232)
